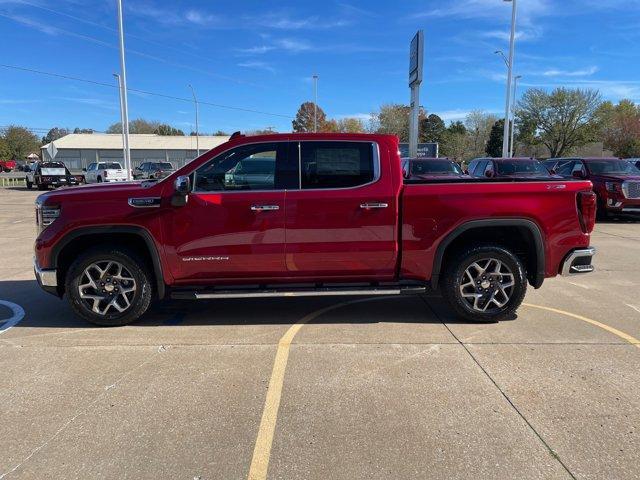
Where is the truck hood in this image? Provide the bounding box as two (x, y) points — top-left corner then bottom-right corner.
(37, 180), (162, 204)
(590, 174), (640, 183)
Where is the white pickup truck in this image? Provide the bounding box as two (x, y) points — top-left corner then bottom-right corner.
(84, 162), (128, 183)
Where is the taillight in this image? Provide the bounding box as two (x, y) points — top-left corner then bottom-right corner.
(578, 191), (596, 233)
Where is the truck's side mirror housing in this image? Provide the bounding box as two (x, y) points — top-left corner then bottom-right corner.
(171, 175), (191, 207)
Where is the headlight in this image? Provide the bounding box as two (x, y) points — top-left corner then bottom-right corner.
(36, 203), (61, 233)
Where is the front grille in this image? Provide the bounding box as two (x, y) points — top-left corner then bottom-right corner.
(623, 181), (640, 199)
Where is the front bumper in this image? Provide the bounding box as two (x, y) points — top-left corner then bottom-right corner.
(561, 247), (596, 276)
(34, 257), (59, 296)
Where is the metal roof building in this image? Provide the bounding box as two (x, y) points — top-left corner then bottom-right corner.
(41, 133), (230, 171)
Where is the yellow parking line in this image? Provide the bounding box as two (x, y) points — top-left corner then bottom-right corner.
(523, 303), (640, 349)
(247, 296), (395, 480)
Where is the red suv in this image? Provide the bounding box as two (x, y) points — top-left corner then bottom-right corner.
(551, 157), (640, 217)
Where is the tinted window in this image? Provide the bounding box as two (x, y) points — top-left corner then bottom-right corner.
(472, 160), (488, 176)
(300, 141), (374, 189)
(495, 160), (550, 176)
(555, 161), (575, 176)
(194, 143), (281, 192)
(410, 160), (462, 175)
(157, 162), (173, 170)
(586, 160), (640, 175)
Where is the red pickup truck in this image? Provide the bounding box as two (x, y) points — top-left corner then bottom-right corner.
(34, 133), (597, 326)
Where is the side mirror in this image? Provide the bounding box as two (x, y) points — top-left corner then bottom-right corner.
(171, 175), (191, 207)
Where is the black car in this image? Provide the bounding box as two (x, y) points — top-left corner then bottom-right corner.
(26, 162), (83, 190)
(133, 161), (176, 180)
(628, 158), (640, 170)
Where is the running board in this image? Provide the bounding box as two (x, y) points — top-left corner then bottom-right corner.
(170, 285), (426, 300)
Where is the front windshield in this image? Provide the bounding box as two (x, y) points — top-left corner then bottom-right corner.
(495, 160), (549, 176)
(587, 160), (640, 175)
(411, 160), (462, 175)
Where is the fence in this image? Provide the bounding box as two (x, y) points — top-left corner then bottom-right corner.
(0, 176), (26, 188)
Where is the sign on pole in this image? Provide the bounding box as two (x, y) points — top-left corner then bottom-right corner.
(46, 142), (58, 161)
(409, 30), (424, 158)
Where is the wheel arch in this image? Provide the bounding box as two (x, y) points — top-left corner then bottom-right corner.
(51, 226), (166, 299)
(431, 219), (545, 290)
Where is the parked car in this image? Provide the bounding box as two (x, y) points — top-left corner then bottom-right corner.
(26, 161), (82, 190)
(401, 157), (466, 180)
(551, 157), (640, 218)
(84, 162), (128, 183)
(33, 133), (596, 327)
(467, 158), (553, 179)
(0, 160), (17, 172)
(627, 158), (640, 170)
(542, 158), (573, 173)
(133, 162), (176, 180)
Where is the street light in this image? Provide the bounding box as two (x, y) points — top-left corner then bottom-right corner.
(312, 74), (319, 133)
(188, 84), (200, 157)
(116, 0), (131, 180)
(502, 0), (517, 158)
(113, 73), (129, 169)
(494, 50), (509, 68)
(510, 75), (522, 158)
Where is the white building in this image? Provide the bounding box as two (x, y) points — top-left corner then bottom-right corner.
(41, 133), (230, 171)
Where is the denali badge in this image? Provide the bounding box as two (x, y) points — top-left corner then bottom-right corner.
(181, 256), (230, 262)
(128, 197), (161, 208)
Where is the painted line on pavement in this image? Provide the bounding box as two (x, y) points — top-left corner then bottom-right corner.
(247, 296), (396, 480)
(0, 300), (25, 335)
(523, 303), (640, 349)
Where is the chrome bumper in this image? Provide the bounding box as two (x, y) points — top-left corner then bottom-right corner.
(561, 248), (596, 276)
(34, 257), (57, 287)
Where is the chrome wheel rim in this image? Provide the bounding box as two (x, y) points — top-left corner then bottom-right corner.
(78, 261), (137, 315)
(459, 258), (515, 313)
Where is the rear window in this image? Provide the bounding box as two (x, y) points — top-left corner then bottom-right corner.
(99, 163), (122, 169)
(156, 162), (174, 170)
(410, 160), (461, 175)
(300, 141), (375, 189)
(586, 160), (640, 175)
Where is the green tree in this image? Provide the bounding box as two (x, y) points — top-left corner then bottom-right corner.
(336, 117), (366, 133)
(106, 118), (161, 134)
(73, 127), (94, 134)
(1, 125), (40, 160)
(440, 121), (469, 161)
(0, 138), (10, 160)
(419, 114), (445, 143)
(517, 88), (601, 157)
(211, 130), (229, 136)
(465, 110), (498, 158)
(154, 124), (185, 136)
(370, 104), (427, 142)
(42, 127), (70, 145)
(292, 102), (327, 132)
(594, 100), (640, 157)
(486, 119), (506, 157)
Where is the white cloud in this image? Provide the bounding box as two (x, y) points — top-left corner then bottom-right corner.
(237, 61), (276, 74)
(184, 9), (220, 26)
(334, 113), (373, 121)
(483, 27), (543, 42)
(253, 14), (350, 30)
(543, 66), (599, 77)
(275, 38), (312, 52)
(410, 0), (550, 25)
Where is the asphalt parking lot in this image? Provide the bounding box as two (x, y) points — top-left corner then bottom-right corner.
(1, 187), (639, 480)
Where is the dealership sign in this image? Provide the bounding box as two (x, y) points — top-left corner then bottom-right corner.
(399, 143), (438, 158)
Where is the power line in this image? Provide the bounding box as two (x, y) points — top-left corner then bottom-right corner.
(0, 63), (293, 119)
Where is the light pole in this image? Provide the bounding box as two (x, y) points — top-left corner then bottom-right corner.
(502, 0), (517, 158)
(113, 73), (129, 169)
(510, 75), (522, 158)
(189, 84), (200, 157)
(312, 74), (319, 132)
(116, 0), (131, 180)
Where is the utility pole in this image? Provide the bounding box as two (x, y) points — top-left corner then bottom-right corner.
(116, 0), (131, 180)
(408, 30), (424, 158)
(510, 75), (522, 158)
(312, 74), (319, 132)
(113, 73), (129, 169)
(189, 84), (200, 157)
(502, 0), (518, 158)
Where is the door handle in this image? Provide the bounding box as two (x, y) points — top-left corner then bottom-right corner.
(360, 202), (389, 210)
(251, 205), (280, 212)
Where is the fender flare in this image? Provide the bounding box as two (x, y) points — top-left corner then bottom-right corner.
(51, 225), (166, 299)
(430, 218), (545, 290)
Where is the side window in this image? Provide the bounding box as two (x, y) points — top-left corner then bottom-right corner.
(484, 161), (494, 176)
(555, 161), (575, 177)
(572, 161), (585, 175)
(87, 163), (95, 171)
(194, 143), (281, 192)
(299, 141), (375, 189)
(472, 161), (487, 176)
(467, 161), (477, 175)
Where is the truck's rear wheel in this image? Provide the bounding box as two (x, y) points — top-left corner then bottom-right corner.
(442, 245), (527, 323)
(65, 247), (152, 326)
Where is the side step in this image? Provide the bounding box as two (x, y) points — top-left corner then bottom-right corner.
(170, 284), (427, 300)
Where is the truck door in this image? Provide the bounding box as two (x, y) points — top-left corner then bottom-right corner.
(163, 141), (292, 283)
(284, 140), (397, 280)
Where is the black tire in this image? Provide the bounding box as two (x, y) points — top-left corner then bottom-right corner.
(97, 176), (103, 183)
(26, 179), (33, 189)
(596, 197), (610, 221)
(65, 247), (153, 326)
(441, 245), (527, 323)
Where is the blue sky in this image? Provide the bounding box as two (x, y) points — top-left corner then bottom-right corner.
(1, 0), (640, 135)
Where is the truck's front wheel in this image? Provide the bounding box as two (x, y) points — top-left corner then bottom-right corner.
(66, 247), (153, 326)
(442, 245), (527, 323)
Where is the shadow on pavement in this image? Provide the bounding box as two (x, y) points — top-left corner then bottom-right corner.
(0, 279), (496, 329)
